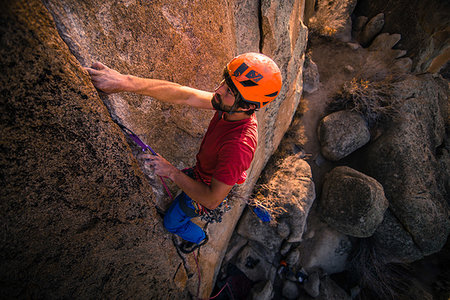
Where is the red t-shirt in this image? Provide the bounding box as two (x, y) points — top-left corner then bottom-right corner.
(194, 111), (258, 186)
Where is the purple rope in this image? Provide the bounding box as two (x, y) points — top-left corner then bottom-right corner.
(118, 123), (174, 201)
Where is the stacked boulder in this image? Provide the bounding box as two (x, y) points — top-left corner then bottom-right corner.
(318, 74), (449, 264)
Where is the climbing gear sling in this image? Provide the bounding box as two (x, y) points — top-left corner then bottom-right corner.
(116, 122), (173, 200)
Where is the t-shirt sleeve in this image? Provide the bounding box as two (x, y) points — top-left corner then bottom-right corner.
(213, 141), (255, 186)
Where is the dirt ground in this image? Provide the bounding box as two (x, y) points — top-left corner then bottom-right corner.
(295, 36), (368, 192)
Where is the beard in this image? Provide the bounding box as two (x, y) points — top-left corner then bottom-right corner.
(211, 93), (235, 113)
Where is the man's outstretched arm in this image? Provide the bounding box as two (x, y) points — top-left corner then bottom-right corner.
(84, 62), (214, 110)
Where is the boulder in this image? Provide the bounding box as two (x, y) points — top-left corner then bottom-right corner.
(237, 208), (284, 252)
(297, 220), (352, 275)
(251, 154), (316, 243)
(369, 33), (401, 51)
(286, 248), (300, 267)
(354, 0), (450, 73)
(303, 55), (320, 94)
(318, 111), (370, 161)
(303, 270), (321, 298)
(352, 16), (368, 40)
(320, 166), (388, 237)
(358, 13), (385, 47)
(282, 280), (299, 299)
(362, 75), (449, 257)
(393, 57), (413, 73)
(235, 244), (274, 282)
(373, 209), (423, 263)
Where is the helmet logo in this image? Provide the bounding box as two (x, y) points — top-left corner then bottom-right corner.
(232, 63), (264, 87)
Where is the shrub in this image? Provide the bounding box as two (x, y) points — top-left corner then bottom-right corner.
(248, 184), (287, 222)
(327, 74), (405, 128)
(308, 0), (351, 37)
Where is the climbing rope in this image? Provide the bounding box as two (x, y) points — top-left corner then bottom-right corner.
(116, 122), (174, 200)
(116, 122), (230, 300)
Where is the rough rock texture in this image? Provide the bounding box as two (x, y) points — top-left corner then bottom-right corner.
(42, 0), (236, 209)
(362, 75), (449, 257)
(303, 55), (320, 94)
(303, 270), (321, 297)
(373, 209), (423, 263)
(320, 166), (388, 237)
(355, 0), (450, 73)
(256, 0), (309, 166)
(369, 33), (402, 52)
(234, 243), (275, 283)
(297, 219), (352, 274)
(0, 1), (184, 298)
(234, 0), (260, 53)
(357, 13), (385, 47)
(253, 154), (316, 243)
(237, 209), (284, 252)
(1, 0), (309, 298)
(318, 110), (371, 161)
(282, 280), (299, 299)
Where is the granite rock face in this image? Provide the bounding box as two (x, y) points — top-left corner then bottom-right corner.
(363, 75), (449, 257)
(42, 0), (236, 209)
(1, 0), (308, 298)
(0, 1), (183, 298)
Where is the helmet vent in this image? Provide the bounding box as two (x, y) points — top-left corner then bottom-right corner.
(265, 91), (278, 97)
(239, 80), (259, 87)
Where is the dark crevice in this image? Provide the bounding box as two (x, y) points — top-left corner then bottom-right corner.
(258, 0), (264, 52)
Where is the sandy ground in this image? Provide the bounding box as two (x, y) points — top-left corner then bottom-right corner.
(296, 36), (368, 192)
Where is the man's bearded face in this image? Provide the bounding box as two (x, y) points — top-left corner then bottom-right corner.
(211, 87), (236, 113)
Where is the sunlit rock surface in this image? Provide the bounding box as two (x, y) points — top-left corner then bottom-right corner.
(0, 1), (184, 298)
(1, 0), (308, 298)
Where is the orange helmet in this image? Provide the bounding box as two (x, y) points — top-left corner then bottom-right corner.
(225, 53), (282, 109)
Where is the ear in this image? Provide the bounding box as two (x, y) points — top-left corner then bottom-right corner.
(239, 104), (256, 112)
(248, 103), (257, 111)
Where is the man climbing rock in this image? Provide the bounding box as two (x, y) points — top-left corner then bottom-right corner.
(85, 53), (282, 253)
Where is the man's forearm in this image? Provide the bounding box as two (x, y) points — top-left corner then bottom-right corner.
(123, 75), (189, 105)
(169, 169), (224, 210)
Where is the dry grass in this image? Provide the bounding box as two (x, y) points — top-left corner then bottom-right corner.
(308, 0), (350, 37)
(348, 238), (416, 300)
(327, 74), (405, 128)
(248, 184), (287, 221)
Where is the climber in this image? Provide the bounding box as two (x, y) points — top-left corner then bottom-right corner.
(85, 53), (282, 253)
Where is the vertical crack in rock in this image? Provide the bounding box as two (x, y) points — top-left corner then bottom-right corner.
(258, 0), (264, 52)
(41, 1), (86, 66)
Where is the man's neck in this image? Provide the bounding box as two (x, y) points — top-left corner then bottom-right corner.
(222, 111), (252, 121)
